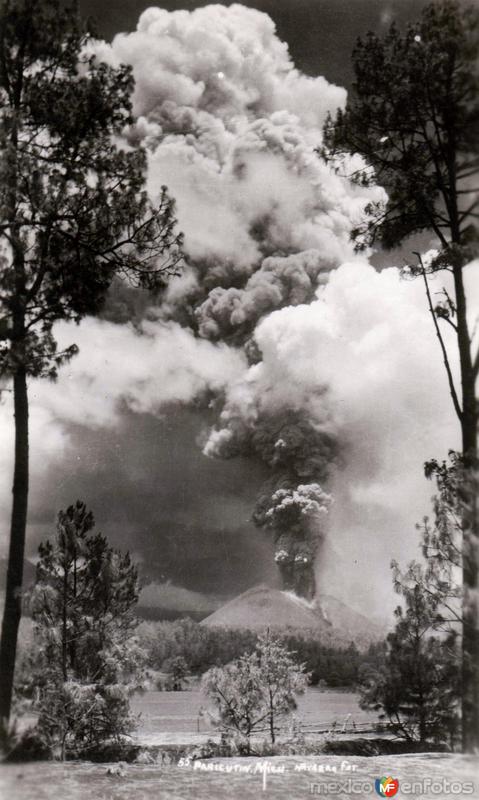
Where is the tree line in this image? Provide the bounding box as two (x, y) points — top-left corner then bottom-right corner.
(135, 616), (384, 689)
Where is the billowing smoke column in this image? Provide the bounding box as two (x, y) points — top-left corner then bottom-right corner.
(204, 404), (337, 598)
(258, 483), (331, 600)
(92, 3), (384, 598)
(85, 4), (385, 598)
(0, 7), (464, 614)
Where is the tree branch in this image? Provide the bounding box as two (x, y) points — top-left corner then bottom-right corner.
(414, 252), (463, 423)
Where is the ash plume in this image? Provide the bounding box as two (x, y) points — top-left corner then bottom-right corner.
(88, 3), (384, 598)
(0, 5), (467, 614)
(255, 483), (332, 600)
(204, 405), (337, 599)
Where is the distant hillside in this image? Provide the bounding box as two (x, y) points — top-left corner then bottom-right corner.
(201, 585), (382, 649)
(136, 606), (207, 623)
(317, 594), (385, 646)
(137, 581), (221, 622)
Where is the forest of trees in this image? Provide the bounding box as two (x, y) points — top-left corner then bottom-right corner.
(135, 616), (385, 690)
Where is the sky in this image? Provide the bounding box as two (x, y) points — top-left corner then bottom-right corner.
(79, 0), (434, 88)
(0, 0), (474, 622)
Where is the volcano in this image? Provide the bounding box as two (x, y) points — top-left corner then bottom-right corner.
(200, 585), (381, 648)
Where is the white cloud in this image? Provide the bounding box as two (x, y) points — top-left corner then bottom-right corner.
(92, 4), (382, 294)
(2, 5), (473, 619)
(0, 317), (245, 545)
(34, 317), (245, 425)
(204, 260), (475, 612)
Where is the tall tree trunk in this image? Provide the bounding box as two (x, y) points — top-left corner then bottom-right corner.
(460, 397), (479, 753)
(0, 366), (29, 723)
(269, 695), (275, 744)
(62, 562), (68, 682)
(452, 262), (479, 753)
(70, 554), (77, 673)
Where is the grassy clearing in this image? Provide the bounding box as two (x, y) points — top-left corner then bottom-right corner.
(131, 687), (380, 743)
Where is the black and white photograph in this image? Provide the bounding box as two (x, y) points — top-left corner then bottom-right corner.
(0, 0), (478, 797)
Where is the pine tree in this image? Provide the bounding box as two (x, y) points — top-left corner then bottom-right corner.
(202, 633), (307, 752)
(322, 0), (479, 751)
(360, 583), (460, 748)
(256, 632), (308, 744)
(361, 459), (464, 749)
(0, 0), (182, 723)
(25, 501), (145, 758)
(202, 652), (267, 754)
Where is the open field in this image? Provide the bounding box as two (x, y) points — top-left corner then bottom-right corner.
(1, 690), (477, 799)
(4, 689), (476, 800)
(132, 688), (381, 745)
(1, 753), (477, 800)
